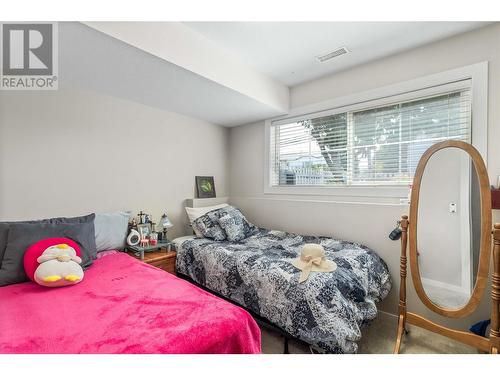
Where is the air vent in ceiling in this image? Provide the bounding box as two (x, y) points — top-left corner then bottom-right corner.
(316, 46), (350, 63)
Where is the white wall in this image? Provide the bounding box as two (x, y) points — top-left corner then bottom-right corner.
(0, 88), (229, 240)
(229, 23), (500, 328)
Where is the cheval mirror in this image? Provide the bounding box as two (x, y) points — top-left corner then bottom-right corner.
(394, 140), (500, 354)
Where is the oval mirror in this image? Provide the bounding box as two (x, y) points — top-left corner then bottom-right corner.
(409, 140), (491, 318)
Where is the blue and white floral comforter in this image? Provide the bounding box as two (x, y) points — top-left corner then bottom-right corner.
(175, 228), (391, 353)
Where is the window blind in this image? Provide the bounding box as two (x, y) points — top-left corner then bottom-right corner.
(270, 87), (471, 187)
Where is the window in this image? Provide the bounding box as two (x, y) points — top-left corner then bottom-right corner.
(269, 86), (471, 189)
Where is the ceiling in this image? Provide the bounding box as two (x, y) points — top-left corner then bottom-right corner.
(74, 22), (491, 126)
(62, 22), (286, 126)
(184, 22), (490, 86)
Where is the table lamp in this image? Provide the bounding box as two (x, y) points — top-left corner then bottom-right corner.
(157, 213), (173, 242)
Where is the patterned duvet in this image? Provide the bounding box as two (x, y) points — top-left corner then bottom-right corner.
(176, 228), (392, 353)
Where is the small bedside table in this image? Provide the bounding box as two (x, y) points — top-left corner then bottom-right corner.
(128, 249), (177, 275)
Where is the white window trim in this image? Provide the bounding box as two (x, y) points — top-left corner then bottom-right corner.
(264, 62), (488, 199)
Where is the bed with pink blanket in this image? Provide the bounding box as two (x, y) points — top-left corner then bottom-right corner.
(0, 252), (261, 354)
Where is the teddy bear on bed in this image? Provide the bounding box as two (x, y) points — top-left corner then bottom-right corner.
(24, 238), (85, 288)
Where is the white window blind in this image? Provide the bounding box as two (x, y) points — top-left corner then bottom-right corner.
(270, 87), (471, 187)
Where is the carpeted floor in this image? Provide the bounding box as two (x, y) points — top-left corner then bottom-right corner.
(260, 312), (477, 354)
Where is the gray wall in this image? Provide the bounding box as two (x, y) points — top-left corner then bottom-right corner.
(229, 23), (500, 328)
(0, 88), (229, 240)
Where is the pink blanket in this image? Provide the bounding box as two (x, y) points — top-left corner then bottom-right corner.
(0, 252), (261, 354)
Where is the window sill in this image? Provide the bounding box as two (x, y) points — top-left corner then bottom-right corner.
(263, 184), (410, 200)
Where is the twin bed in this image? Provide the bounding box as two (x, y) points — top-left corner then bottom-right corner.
(0, 205), (391, 354)
(174, 228), (391, 353)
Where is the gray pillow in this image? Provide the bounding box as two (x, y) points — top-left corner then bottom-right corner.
(94, 212), (130, 252)
(217, 206), (257, 242)
(0, 214), (95, 266)
(0, 215), (97, 287)
(192, 210), (227, 241)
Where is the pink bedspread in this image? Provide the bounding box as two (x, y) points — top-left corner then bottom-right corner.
(0, 252), (261, 354)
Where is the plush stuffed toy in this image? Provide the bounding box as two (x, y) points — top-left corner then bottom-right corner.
(24, 237), (84, 288)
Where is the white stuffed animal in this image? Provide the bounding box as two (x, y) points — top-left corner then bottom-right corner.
(34, 244), (84, 287)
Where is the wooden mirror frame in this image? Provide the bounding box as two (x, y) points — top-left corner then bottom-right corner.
(411, 141), (492, 317)
(394, 140), (500, 354)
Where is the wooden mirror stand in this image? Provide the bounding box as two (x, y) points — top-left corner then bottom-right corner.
(394, 218), (500, 354)
(394, 141), (500, 354)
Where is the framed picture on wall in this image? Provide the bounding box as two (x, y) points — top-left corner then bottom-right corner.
(195, 176), (216, 198)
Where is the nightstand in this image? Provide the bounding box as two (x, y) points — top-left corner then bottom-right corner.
(128, 249), (177, 275)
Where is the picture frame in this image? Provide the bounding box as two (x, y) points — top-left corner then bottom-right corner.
(136, 223), (152, 238)
(195, 176), (216, 198)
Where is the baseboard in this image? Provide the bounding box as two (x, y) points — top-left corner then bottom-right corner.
(421, 276), (469, 296)
(378, 310), (398, 323)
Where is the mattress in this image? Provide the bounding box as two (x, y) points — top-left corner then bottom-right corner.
(0, 252), (261, 354)
(175, 228), (392, 353)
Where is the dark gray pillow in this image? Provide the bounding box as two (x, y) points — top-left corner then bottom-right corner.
(0, 213), (95, 266)
(0, 215), (97, 287)
(192, 209), (227, 241)
(217, 206), (257, 242)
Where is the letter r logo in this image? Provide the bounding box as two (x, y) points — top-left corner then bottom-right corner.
(2, 23), (53, 75)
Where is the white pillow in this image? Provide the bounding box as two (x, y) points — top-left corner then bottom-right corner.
(94, 211), (131, 252)
(185, 203), (229, 237)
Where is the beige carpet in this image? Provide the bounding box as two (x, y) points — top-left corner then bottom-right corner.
(261, 312), (477, 354)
